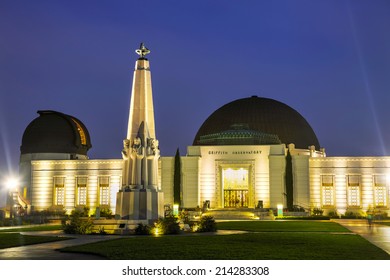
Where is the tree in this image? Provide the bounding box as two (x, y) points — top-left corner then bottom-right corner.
(285, 149), (294, 211)
(173, 148), (182, 206)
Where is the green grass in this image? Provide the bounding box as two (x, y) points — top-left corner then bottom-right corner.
(0, 233), (70, 249)
(60, 221), (390, 259)
(217, 220), (348, 232)
(60, 232), (389, 260)
(0, 224), (62, 232)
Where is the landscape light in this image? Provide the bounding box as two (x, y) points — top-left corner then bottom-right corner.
(277, 204), (283, 217)
(173, 204), (179, 216)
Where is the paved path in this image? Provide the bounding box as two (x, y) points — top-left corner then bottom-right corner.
(0, 230), (121, 260)
(334, 219), (390, 255)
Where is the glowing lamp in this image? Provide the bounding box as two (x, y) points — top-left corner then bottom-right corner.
(5, 177), (19, 191)
(173, 204), (179, 216)
(277, 204), (283, 217)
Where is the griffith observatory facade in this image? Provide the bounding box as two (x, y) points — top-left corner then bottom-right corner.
(12, 44), (390, 219)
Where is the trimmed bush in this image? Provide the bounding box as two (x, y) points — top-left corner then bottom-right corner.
(197, 215), (217, 232)
(135, 223), (152, 235)
(312, 208), (324, 216)
(153, 216), (181, 235)
(62, 210), (93, 234)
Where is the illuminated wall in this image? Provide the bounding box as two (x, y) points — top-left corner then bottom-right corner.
(309, 157), (390, 215)
(30, 159), (123, 214)
(27, 147), (390, 216)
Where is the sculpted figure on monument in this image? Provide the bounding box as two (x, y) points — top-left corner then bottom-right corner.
(147, 138), (159, 156)
(121, 139), (130, 160)
(130, 137), (144, 186)
(146, 138), (159, 189)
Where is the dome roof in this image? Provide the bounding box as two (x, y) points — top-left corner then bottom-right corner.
(21, 110), (92, 155)
(193, 96), (320, 149)
(198, 123), (282, 146)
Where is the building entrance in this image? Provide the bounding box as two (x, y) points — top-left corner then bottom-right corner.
(224, 190), (248, 207)
(222, 167), (249, 208)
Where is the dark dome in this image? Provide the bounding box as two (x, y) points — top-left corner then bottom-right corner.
(193, 96), (320, 149)
(21, 110), (92, 155)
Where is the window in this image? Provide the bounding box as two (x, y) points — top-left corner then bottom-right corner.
(321, 175), (334, 206)
(222, 168), (249, 190)
(374, 175), (387, 207)
(374, 186), (387, 207)
(347, 175), (360, 207)
(54, 177), (65, 206)
(99, 177), (110, 206)
(71, 118), (87, 145)
(77, 177), (87, 206)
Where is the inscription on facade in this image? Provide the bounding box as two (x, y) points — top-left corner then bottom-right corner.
(208, 150), (262, 155)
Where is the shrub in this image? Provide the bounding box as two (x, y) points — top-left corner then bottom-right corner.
(62, 210), (93, 234)
(197, 215), (217, 232)
(179, 210), (190, 224)
(312, 208), (324, 216)
(135, 223), (152, 235)
(92, 207), (113, 219)
(328, 211), (339, 218)
(343, 211), (364, 219)
(153, 216), (181, 235)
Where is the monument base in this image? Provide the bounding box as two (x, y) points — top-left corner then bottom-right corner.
(115, 188), (164, 223)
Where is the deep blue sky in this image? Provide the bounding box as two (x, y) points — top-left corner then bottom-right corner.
(1, 0), (390, 183)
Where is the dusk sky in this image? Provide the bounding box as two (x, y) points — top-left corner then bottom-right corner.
(1, 0), (390, 186)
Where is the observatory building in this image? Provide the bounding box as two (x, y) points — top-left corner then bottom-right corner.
(13, 44), (390, 219)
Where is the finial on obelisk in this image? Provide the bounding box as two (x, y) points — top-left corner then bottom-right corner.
(135, 42), (150, 58)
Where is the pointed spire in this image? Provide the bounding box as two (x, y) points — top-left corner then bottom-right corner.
(135, 42), (151, 59)
(122, 43), (158, 187)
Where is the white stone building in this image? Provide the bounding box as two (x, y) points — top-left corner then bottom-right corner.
(13, 46), (390, 218)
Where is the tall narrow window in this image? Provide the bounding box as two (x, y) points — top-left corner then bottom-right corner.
(99, 177), (110, 206)
(77, 177), (87, 206)
(71, 118), (87, 145)
(321, 175), (334, 207)
(347, 175), (360, 207)
(374, 175), (387, 207)
(54, 177), (65, 206)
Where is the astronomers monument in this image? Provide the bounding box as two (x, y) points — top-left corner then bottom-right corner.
(115, 43), (164, 222)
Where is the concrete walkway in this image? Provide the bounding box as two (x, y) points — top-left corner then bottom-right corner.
(334, 219), (390, 255)
(0, 230), (121, 260)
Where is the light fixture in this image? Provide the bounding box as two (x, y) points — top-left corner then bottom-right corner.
(277, 204), (283, 217)
(173, 204), (179, 216)
(5, 177), (19, 191)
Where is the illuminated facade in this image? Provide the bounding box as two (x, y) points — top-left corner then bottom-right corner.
(16, 46), (390, 218)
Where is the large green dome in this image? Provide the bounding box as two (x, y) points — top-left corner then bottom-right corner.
(193, 96), (320, 149)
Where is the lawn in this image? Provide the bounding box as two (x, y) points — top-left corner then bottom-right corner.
(217, 220), (348, 232)
(60, 221), (390, 260)
(0, 224), (62, 232)
(0, 233), (70, 249)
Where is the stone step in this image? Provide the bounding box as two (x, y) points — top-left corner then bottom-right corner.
(203, 209), (265, 220)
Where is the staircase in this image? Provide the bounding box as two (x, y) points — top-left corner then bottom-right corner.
(203, 208), (271, 220)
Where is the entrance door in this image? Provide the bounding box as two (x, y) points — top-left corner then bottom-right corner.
(224, 190), (248, 208)
(222, 167), (249, 208)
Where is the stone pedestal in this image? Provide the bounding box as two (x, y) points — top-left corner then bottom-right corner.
(115, 188), (164, 223)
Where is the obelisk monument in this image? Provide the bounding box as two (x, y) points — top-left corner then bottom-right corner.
(115, 43), (164, 222)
